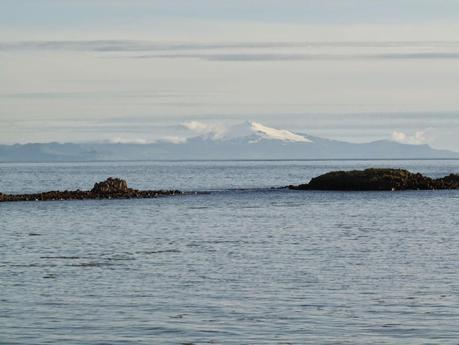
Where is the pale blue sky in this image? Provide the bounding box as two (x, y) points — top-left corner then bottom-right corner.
(3, 0), (459, 27)
(1, 0), (459, 150)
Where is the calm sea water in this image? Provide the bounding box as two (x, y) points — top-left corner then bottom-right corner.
(1, 160), (459, 345)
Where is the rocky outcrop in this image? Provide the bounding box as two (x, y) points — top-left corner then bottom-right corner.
(91, 177), (129, 194)
(0, 178), (181, 202)
(435, 173), (459, 189)
(289, 169), (459, 191)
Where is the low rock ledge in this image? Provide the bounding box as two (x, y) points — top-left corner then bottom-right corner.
(0, 177), (181, 202)
(289, 168), (459, 191)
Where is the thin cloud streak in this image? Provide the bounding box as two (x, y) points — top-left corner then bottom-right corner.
(135, 52), (459, 61)
(4, 39), (459, 61)
(0, 40), (459, 62)
(2, 40), (459, 52)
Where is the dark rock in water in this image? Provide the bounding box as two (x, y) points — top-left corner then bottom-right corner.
(435, 173), (459, 189)
(289, 168), (459, 191)
(92, 177), (129, 194)
(0, 178), (181, 203)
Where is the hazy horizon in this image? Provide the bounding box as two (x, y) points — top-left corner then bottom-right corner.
(1, 118), (459, 154)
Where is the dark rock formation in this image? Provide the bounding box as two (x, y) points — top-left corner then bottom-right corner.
(0, 178), (181, 202)
(435, 173), (459, 189)
(289, 168), (459, 191)
(92, 177), (129, 194)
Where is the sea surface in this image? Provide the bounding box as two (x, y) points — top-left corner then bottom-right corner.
(1, 160), (459, 345)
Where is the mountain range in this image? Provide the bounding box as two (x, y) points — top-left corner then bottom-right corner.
(1, 121), (457, 162)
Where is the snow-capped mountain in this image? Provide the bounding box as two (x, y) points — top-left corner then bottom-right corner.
(214, 121), (311, 143)
(180, 120), (312, 143)
(1, 121), (458, 161)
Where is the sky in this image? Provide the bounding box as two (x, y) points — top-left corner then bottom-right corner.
(1, 0), (459, 150)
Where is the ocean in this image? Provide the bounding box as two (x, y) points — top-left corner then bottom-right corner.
(1, 160), (458, 344)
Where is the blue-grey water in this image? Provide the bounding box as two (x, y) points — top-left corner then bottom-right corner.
(1, 160), (459, 345)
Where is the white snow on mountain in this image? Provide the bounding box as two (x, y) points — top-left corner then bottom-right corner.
(182, 121), (311, 143)
(249, 121), (311, 142)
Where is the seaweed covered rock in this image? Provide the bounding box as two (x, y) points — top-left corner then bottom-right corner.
(435, 174), (459, 189)
(0, 178), (181, 202)
(92, 177), (129, 194)
(290, 168), (458, 191)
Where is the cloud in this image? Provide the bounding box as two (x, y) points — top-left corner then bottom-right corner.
(107, 136), (187, 144)
(391, 130), (432, 145)
(181, 121), (226, 138)
(108, 137), (151, 144)
(158, 136), (187, 144)
(3, 40), (459, 61)
(137, 52), (459, 61)
(3, 40), (458, 52)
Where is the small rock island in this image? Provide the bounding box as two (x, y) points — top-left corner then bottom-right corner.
(0, 177), (181, 202)
(289, 168), (459, 191)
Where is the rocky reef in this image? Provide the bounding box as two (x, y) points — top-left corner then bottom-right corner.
(2, 170), (458, 202)
(289, 168), (459, 191)
(0, 177), (181, 202)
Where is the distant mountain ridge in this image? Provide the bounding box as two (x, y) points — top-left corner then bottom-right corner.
(1, 121), (458, 162)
